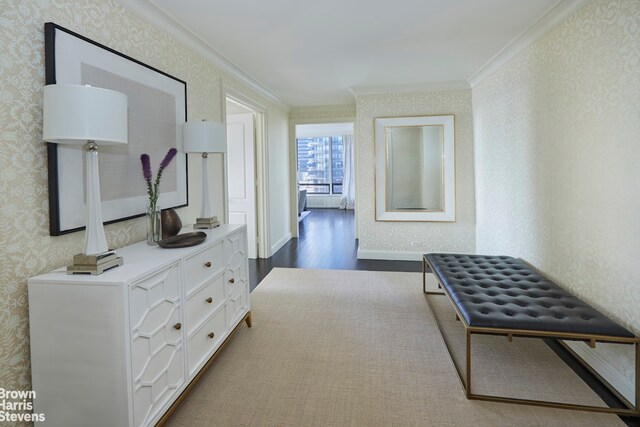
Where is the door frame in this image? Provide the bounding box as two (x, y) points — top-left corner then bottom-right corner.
(222, 84), (270, 259)
(289, 117), (357, 239)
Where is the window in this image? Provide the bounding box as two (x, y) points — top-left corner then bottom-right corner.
(297, 136), (343, 194)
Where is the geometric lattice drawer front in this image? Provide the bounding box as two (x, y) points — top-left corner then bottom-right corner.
(227, 281), (247, 330)
(223, 231), (246, 270)
(224, 231), (248, 328)
(224, 231), (247, 290)
(130, 263), (185, 427)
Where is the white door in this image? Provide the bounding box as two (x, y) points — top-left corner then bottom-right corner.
(226, 112), (257, 258)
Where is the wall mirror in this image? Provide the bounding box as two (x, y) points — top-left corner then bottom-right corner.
(375, 115), (455, 221)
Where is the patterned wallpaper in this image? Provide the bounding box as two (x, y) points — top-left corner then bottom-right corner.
(355, 91), (475, 255)
(472, 0), (639, 382)
(289, 104), (356, 121)
(0, 0), (287, 396)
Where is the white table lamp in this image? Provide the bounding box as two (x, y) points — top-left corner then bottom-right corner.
(43, 84), (128, 274)
(183, 120), (226, 228)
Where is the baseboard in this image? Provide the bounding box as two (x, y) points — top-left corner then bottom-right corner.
(563, 341), (635, 404)
(356, 249), (423, 261)
(270, 232), (292, 257)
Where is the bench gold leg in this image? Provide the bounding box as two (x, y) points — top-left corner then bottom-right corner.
(422, 257), (426, 293)
(425, 292), (640, 416)
(466, 330), (472, 398)
(465, 330), (639, 415)
(635, 343), (640, 414)
(423, 258), (446, 296)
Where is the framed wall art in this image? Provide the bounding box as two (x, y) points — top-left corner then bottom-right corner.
(44, 22), (188, 236)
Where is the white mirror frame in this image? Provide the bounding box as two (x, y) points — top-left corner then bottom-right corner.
(375, 114), (455, 222)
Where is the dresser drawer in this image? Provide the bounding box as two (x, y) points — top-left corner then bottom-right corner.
(186, 274), (225, 334)
(227, 277), (248, 329)
(129, 263), (185, 427)
(130, 263), (181, 339)
(184, 241), (223, 294)
(187, 306), (226, 376)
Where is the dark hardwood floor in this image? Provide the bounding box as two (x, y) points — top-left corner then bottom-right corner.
(248, 208), (421, 291)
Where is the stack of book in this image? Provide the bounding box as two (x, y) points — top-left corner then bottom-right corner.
(194, 216), (220, 229)
(67, 251), (123, 275)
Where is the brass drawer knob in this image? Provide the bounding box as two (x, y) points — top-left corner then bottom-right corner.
(206, 297), (213, 304)
(208, 332), (215, 339)
(228, 278), (235, 284)
(204, 261), (212, 268)
(173, 323), (182, 330)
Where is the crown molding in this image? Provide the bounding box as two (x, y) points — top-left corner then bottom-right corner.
(349, 81), (470, 97)
(117, 0), (289, 111)
(467, 0), (591, 88)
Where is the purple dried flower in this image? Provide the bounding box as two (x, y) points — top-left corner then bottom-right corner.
(141, 148), (180, 212)
(159, 148), (178, 171)
(140, 154), (152, 183)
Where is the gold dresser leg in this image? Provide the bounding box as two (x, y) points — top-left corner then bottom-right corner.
(245, 311), (252, 328)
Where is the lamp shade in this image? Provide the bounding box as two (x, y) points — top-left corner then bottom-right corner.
(43, 84), (128, 145)
(183, 121), (226, 153)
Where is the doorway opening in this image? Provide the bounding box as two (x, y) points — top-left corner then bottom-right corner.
(292, 122), (356, 239)
(224, 94), (267, 259)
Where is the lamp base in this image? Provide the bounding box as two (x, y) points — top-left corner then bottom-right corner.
(193, 217), (220, 229)
(67, 251), (123, 275)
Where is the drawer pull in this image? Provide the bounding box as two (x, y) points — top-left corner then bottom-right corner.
(204, 261), (212, 268)
(208, 332), (215, 339)
(228, 278), (235, 284)
(206, 297), (213, 304)
(173, 323), (182, 330)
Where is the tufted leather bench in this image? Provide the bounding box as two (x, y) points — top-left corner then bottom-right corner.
(424, 253), (634, 338)
(422, 253), (639, 416)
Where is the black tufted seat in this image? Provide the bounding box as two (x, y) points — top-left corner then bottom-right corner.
(425, 253), (634, 337)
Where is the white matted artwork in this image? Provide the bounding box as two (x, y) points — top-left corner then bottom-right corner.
(45, 23), (188, 235)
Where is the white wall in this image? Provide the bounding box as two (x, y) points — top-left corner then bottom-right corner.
(355, 91), (475, 260)
(268, 107), (292, 254)
(296, 122), (353, 138)
(472, 0), (639, 397)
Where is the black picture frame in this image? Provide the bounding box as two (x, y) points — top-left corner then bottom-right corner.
(44, 22), (188, 236)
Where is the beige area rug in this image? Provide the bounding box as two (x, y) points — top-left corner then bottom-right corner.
(166, 268), (623, 427)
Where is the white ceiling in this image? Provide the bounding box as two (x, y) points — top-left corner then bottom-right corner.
(141, 0), (564, 106)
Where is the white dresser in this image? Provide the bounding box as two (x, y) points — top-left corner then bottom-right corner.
(28, 224), (251, 427)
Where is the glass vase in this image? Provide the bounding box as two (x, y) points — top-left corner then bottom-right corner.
(146, 205), (162, 245)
